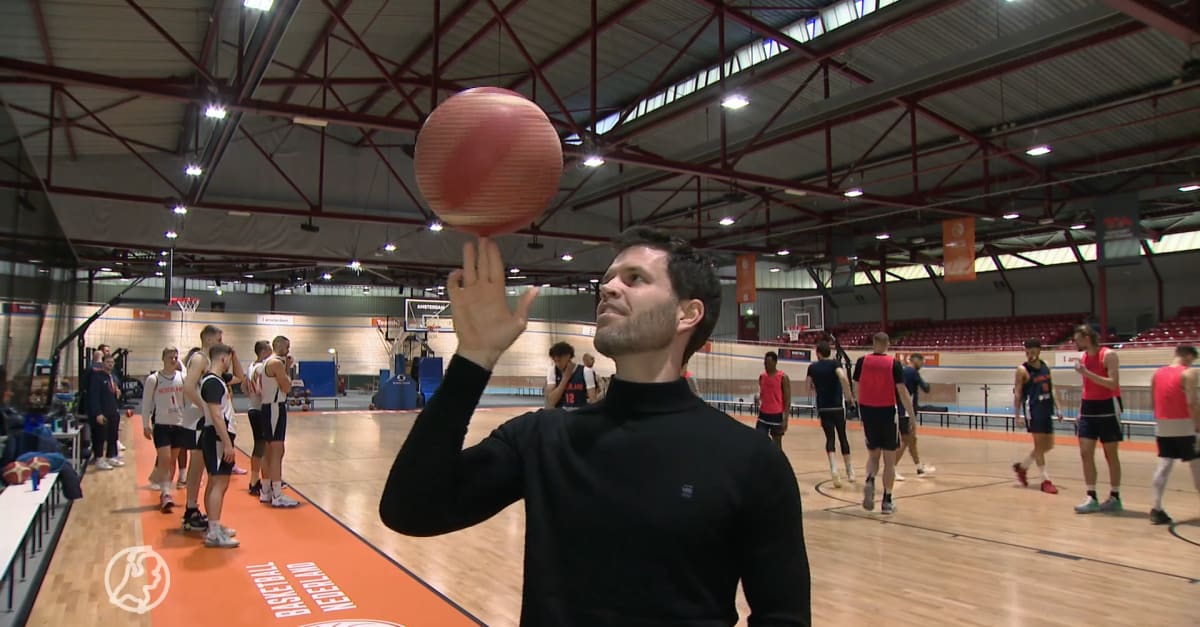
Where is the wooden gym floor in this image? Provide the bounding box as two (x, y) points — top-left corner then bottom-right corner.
(25, 407), (1200, 627)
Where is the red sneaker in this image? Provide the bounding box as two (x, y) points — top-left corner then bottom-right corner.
(1012, 462), (1028, 487)
(1040, 480), (1058, 494)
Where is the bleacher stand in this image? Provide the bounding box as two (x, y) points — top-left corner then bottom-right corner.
(1128, 306), (1200, 346)
(892, 313), (1084, 349)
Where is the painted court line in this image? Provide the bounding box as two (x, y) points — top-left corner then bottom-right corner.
(129, 425), (481, 626)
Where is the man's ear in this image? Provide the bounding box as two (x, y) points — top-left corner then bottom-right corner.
(678, 299), (704, 332)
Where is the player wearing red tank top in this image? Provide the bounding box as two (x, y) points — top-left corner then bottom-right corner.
(1148, 345), (1200, 525)
(1071, 325), (1124, 514)
(852, 333), (915, 515)
(756, 352), (791, 447)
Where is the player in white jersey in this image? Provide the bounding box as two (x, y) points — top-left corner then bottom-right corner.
(245, 340), (271, 497)
(180, 324), (246, 532)
(142, 347), (188, 512)
(199, 343), (239, 548)
(259, 335), (299, 507)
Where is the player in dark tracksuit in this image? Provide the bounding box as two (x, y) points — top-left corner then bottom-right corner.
(88, 354), (123, 469)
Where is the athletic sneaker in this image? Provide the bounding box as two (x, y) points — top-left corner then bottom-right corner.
(831, 472), (842, 488)
(881, 500), (896, 515)
(862, 480), (876, 511)
(846, 468), (857, 483)
(204, 527), (239, 549)
(894, 472), (906, 482)
(175, 479), (186, 489)
(916, 464), (935, 476)
(232, 466), (247, 475)
(271, 493), (300, 508)
(1040, 480), (1058, 494)
(1098, 496), (1122, 513)
(218, 523), (237, 537)
(1012, 462), (1029, 487)
(260, 487), (273, 504)
(248, 481), (262, 497)
(182, 508), (208, 532)
(1074, 497), (1100, 514)
(94, 459), (112, 471)
(108, 457), (125, 467)
(1150, 509), (1172, 525)
(160, 493), (175, 513)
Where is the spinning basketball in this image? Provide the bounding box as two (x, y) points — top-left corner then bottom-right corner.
(414, 87), (563, 236)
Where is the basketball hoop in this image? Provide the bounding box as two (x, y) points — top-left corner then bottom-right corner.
(786, 326), (805, 342)
(426, 316), (441, 339)
(170, 297), (199, 314)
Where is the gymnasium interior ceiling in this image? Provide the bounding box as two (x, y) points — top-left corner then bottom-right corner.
(0, 0), (1198, 292)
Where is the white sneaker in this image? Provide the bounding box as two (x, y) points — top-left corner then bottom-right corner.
(118, 441), (127, 452)
(204, 528), (240, 548)
(894, 472), (907, 482)
(847, 468), (857, 483)
(94, 459), (112, 470)
(271, 494), (300, 508)
(108, 457), (125, 467)
(259, 487), (273, 504)
(219, 524), (237, 537)
(149, 482), (162, 491)
(831, 472), (842, 488)
(917, 464), (936, 476)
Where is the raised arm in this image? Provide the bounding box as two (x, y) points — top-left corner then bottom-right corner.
(380, 237), (540, 537)
(739, 447), (810, 627)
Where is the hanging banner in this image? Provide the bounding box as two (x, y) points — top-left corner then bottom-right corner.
(736, 254), (757, 303)
(1095, 194), (1141, 267)
(942, 218), (976, 283)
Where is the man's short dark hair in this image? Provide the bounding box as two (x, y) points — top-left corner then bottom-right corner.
(765, 351), (778, 362)
(1176, 344), (1198, 359)
(873, 332), (889, 345)
(254, 340), (271, 356)
(1024, 338), (1042, 349)
(200, 324), (222, 343)
(549, 341), (574, 359)
(209, 344), (233, 359)
(612, 226), (721, 362)
(910, 353), (924, 362)
(816, 340), (831, 358)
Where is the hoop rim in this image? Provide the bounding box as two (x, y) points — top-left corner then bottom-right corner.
(170, 296), (200, 312)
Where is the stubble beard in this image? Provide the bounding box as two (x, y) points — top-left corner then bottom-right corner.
(594, 300), (677, 359)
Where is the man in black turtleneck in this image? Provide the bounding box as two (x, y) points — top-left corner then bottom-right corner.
(380, 227), (809, 627)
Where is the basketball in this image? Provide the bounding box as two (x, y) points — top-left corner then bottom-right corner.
(413, 87), (563, 237)
(25, 456), (51, 478)
(3, 461), (31, 485)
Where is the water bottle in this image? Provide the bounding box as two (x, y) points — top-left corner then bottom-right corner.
(31, 468), (40, 491)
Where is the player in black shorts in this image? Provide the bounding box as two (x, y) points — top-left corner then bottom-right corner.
(806, 340), (855, 486)
(200, 344), (239, 548)
(1148, 345), (1200, 525)
(852, 333), (916, 514)
(244, 340), (272, 497)
(1012, 339), (1063, 494)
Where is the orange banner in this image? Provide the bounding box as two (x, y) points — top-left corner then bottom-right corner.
(736, 254), (757, 303)
(942, 218), (976, 283)
(134, 309), (172, 320)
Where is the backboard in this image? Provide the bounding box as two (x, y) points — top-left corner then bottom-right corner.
(781, 296), (824, 333)
(403, 298), (455, 333)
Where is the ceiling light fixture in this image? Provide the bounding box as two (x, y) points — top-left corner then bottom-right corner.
(173, 204), (188, 215)
(321, 272), (332, 280)
(875, 233), (891, 240)
(383, 242), (397, 252)
(509, 267), (520, 274)
(589, 278), (599, 283)
(348, 260), (361, 270)
(204, 104), (227, 119)
(560, 253), (574, 261)
(244, 273), (254, 278)
(164, 230), (178, 239)
(718, 216), (736, 226)
(1002, 212), (1020, 220)
(721, 94), (750, 109)
(1179, 183), (1200, 192)
(1025, 144), (1052, 157)
(185, 164), (202, 176)
(582, 156), (605, 167)
(769, 267), (781, 273)
(157, 260), (167, 267)
(843, 188), (864, 198)
(428, 221), (444, 232)
(776, 249), (790, 256)
(154, 271), (163, 277)
(1069, 223), (1087, 230)
(243, 0), (273, 10)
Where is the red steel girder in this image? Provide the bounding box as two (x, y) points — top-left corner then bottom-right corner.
(319, 0), (425, 118)
(178, 0), (227, 154)
(1102, 0), (1199, 43)
(0, 58), (423, 133)
(236, 126), (316, 208)
(612, 13), (717, 131)
(482, 0), (587, 139)
(122, 0), (218, 85)
(1, 96), (147, 150)
(730, 63), (823, 169)
(279, 0), (354, 104)
(59, 89), (184, 196)
(30, 0), (77, 160)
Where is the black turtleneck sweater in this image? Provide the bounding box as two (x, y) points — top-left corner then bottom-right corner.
(380, 355), (810, 627)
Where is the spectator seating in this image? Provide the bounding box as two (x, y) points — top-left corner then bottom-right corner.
(1128, 307), (1200, 346)
(892, 313), (1084, 349)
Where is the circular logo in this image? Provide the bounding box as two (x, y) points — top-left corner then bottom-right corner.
(300, 621), (407, 627)
(104, 545), (171, 614)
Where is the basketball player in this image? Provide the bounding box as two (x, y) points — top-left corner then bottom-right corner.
(807, 340), (855, 486)
(141, 347), (188, 511)
(853, 333), (916, 515)
(199, 344), (239, 548)
(757, 352), (790, 447)
(895, 353), (935, 479)
(1072, 325), (1123, 514)
(245, 340), (272, 497)
(380, 230), (809, 624)
(180, 324), (246, 531)
(259, 336), (299, 507)
(581, 352), (604, 400)
(544, 342), (596, 409)
(1012, 339), (1063, 494)
(1148, 345), (1200, 525)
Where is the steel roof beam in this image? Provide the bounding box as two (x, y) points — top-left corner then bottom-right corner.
(1102, 0), (1199, 43)
(177, 0), (226, 155)
(30, 0), (77, 160)
(184, 0), (302, 206)
(279, 0), (353, 105)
